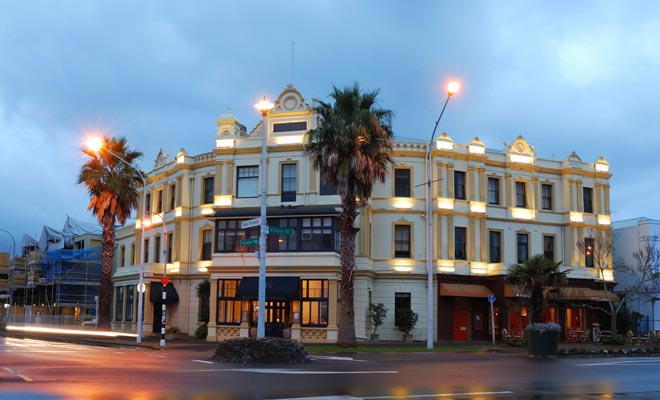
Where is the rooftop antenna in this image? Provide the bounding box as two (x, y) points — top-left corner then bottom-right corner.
(290, 41), (295, 84)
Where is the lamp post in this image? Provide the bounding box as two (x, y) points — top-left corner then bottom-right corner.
(86, 137), (147, 343)
(426, 81), (460, 349)
(0, 229), (16, 322)
(254, 96), (275, 338)
(144, 214), (168, 347)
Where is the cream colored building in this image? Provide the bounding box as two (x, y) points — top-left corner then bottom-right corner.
(112, 85), (615, 342)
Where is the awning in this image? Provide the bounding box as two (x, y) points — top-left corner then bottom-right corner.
(212, 206), (341, 219)
(235, 277), (301, 300)
(439, 283), (494, 298)
(505, 285), (528, 298)
(150, 282), (179, 304)
(548, 287), (620, 302)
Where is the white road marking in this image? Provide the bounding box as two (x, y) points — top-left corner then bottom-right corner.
(3, 367), (33, 382)
(149, 355), (168, 358)
(192, 359), (215, 364)
(578, 358), (660, 366)
(310, 355), (365, 362)
(272, 392), (515, 400)
(181, 368), (397, 375)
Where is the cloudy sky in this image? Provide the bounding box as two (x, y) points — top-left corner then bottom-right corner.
(1, 1), (659, 254)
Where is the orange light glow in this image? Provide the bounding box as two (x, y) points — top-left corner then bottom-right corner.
(447, 81), (460, 96)
(85, 136), (104, 153)
(254, 97), (275, 114)
(7, 325), (137, 338)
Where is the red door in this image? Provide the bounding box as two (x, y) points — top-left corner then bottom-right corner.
(453, 302), (469, 341)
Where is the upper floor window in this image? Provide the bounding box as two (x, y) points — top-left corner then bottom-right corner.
(488, 177), (500, 205)
(454, 171), (466, 200)
(583, 187), (594, 213)
(169, 183), (176, 210)
(145, 193), (151, 214)
(489, 231), (501, 263)
(202, 230), (213, 260)
(281, 163), (297, 202)
(542, 184), (553, 211)
(394, 225), (411, 258)
(455, 227), (467, 260)
(144, 238), (150, 263)
(544, 235), (555, 262)
(394, 169), (411, 197)
(237, 166), (259, 198)
(167, 232), (173, 263)
(320, 174), (337, 196)
(584, 237), (594, 268)
(517, 233), (529, 264)
(203, 177), (214, 204)
(273, 121), (307, 132)
(155, 235), (161, 263)
(515, 182), (527, 208)
(156, 189), (163, 213)
(120, 245), (126, 267)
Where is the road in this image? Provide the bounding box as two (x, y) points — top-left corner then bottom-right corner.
(2, 336), (660, 399)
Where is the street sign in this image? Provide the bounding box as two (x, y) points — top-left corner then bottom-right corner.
(143, 272), (154, 277)
(240, 237), (259, 246)
(241, 218), (261, 229)
(267, 226), (294, 236)
(487, 295), (496, 303)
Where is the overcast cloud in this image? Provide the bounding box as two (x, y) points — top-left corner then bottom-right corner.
(1, 1), (659, 253)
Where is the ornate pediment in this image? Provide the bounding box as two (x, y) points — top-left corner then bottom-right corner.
(154, 148), (170, 169)
(272, 84), (310, 113)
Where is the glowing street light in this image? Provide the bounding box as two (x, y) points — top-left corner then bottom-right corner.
(426, 81), (460, 349)
(254, 96), (275, 339)
(85, 135), (147, 343)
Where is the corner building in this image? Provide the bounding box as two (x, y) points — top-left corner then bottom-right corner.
(112, 85), (615, 342)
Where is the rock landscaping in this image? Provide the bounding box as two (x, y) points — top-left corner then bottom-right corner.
(213, 337), (309, 363)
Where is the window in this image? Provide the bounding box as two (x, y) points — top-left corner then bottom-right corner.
(395, 292), (412, 328)
(517, 233), (529, 263)
(394, 169), (411, 197)
(320, 174), (336, 196)
(125, 285), (134, 322)
(489, 231), (501, 263)
(144, 238), (150, 263)
(281, 163), (297, 202)
(273, 121), (307, 132)
(156, 189), (163, 213)
(237, 166), (259, 198)
(217, 280), (241, 325)
(542, 184), (553, 211)
(145, 193), (151, 214)
(544, 235), (555, 262)
(394, 225), (411, 258)
(202, 230), (213, 260)
(130, 243), (136, 265)
(155, 236), (161, 263)
(455, 227), (467, 260)
(454, 171), (466, 200)
(203, 177), (214, 204)
(488, 177), (500, 205)
(167, 233), (173, 263)
(301, 280), (328, 326)
(216, 217), (339, 253)
(115, 286), (124, 321)
(585, 238), (594, 268)
(169, 183), (176, 210)
(120, 245), (126, 267)
(516, 181), (527, 208)
(583, 187), (593, 213)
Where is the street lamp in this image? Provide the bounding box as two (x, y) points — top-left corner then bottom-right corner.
(143, 214), (168, 347)
(0, 229), (16, 322)
(426, 81), (460, 350)
(86, 136), (148, 343)
(254, 96), (274, 338)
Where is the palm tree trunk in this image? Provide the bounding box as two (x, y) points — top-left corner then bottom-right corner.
(97, 217), (114, 330)
(531, 287), (544, 324)
(337, 198), (357, 347)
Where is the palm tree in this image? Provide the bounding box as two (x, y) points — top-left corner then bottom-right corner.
(78, 136), (143, 329)
(305, 83), (394, 347)
(505, 254), (569, 324)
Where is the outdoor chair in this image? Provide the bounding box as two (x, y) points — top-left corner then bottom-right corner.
(567, 328), (577, 342)
(501, 328), (512, 343)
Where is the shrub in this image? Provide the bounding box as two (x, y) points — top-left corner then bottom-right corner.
(525, 322), (561, 333)
(602, 335), (626, 345)
(369, 303), (388, 335)
(509, 338), (527, 347)
(396, 309), (418, 335)
(195, 325), (208, 340)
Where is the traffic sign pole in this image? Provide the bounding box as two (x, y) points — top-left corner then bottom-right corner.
(488, 295), (496, 349)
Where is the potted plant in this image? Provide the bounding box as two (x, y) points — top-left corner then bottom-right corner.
(396, 308), (418, 342)
(505, 254), (569, 357)
(369, 303), (388, 341)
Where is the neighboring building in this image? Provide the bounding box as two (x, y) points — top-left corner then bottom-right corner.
(0, 252), (9, 302)
(612, 217), (660, 333)
(112, 85), (615, 342)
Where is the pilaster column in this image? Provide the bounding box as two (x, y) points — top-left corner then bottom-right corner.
(604, 184), (611, 214)
(505, 174), (512, 208)
(577, 227), (584, 267)
(469, 218), (476, 261)
(594, 183), (602, 215)
(448, 215), (455, 260)
(576, 181), (584, 212)
(467, 166), (476, 201)
(226, 161), (234, 196)
(478, 167), (486, 202)
(447, 164), (454, 199)
(480, 219), (487, 262)
(532, 177), (539, 210)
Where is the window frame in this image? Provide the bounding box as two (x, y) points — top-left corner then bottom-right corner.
(515, 181), (527, 208)
(394, 224), (412, 258)
(584, 237), (594, 268)
(394, 168), (412, 197)
(583, 187), (594, 214)
(489, 230), (502, 263)
(394, 292), (412, 328)
(319, 174), (337, 196)
(237, 166), (259, 198)
(169, 183), (176, 210)
(516, 232), (529, 264)
(488, 177), (500, 206)
(203, 177), (214, 205)
(281, 163), (297, 202)
(454, 171), (466, 200)
(216, 279), (241, 325)
(301, 279), (329, 327)
(541, 184), (553, 211)
(543, 235), (555, 262)
(455, 226), (467, 260)
(202, 229), (213, 261)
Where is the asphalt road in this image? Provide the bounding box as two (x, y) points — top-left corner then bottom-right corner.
(2, 337), (660, 399)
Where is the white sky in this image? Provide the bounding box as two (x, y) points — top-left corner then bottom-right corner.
(1, 0), (659, 253)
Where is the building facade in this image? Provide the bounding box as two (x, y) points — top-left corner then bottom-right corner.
(112, 85), (616, 342)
